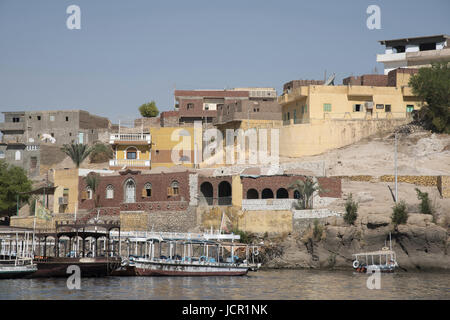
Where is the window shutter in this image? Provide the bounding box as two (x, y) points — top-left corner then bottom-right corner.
(81, 191), (88, 200)
(142, 188), (147, 198)
(167, 187), (172, 196)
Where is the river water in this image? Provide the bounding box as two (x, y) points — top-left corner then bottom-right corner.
(0, 270), (449, 300)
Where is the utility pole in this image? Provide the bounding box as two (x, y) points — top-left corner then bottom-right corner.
(394, 133), (398, 202)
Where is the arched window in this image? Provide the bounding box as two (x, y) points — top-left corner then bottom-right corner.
(218, 181), (232, 206)
(106, 185), (114, 199)
(246, 189), (259, 199)
(171, 181), (179, 195)
(124, 179), (136, 203)
(144, 183), (152, 197)
(276, 188), (289, 199)
(86, 187), (93, 200)
(200, 182), (213, 205)
(126, 147), (138, 160)
(261, 188), (274, 199)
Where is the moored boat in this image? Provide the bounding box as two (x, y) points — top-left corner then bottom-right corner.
(0, 257), (37, 279)
(133, 238), (260, 277)
(352, 233), (398, 273)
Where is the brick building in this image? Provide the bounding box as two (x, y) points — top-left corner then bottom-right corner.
(78, 169), (192, 212)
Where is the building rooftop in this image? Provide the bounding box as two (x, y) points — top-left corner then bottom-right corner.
(378, 34), (450, 47)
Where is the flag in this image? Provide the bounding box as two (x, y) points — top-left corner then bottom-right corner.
(35, 200), (52, 221)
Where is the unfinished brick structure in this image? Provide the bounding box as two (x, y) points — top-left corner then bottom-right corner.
(240, 175), (341, 199)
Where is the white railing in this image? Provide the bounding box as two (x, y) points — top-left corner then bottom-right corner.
(109, 230), (240, 241)
(109, 133), (151, 143)
(109, 159), (151, 167)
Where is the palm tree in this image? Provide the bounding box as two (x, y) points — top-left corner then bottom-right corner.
(288, 177), (324, 209)
(83, 173), (100, 208)
(61, 143), (92, 168)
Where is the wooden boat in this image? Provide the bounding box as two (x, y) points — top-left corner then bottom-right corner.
(0, 257), (37, 279)
(133, 238), (260, 276)
(29, 256), (121, 278)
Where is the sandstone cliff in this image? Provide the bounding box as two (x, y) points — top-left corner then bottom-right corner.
(261, 213), (449, 272)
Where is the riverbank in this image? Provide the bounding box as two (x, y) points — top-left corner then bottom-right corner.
(259, 212), (449, 272)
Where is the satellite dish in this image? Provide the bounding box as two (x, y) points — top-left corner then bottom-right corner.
(325, 73), (336, 86)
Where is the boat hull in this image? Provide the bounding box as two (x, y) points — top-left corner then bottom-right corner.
(134, 260), (249, 276)
(0, 265), (37, 279)
(28, 257), (121, 278)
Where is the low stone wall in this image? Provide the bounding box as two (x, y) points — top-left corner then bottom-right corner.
(437, 176), (450, 198)
(379, 175), (437, 186)
(292, 209), (342, 234)
(336, 175), (440, 186)
(9, 213), (80, 231)
(120, 201), (189, 212)
(242, 199), (296, 211)
(197, 206), (292, 236)
(120, 207), (197, 232)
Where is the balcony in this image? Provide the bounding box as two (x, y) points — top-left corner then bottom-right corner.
(0, 122), (25, 132)
(376, 52), (406, 63)
(109, 133), (151, 145)
(109, 159), (151, 168)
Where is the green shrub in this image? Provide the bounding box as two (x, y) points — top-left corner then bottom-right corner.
(232, 228), (253, 244)
(415, 188), (433, 215)
(344, 193), (358, 225)
(139, 101), (159, 118)
(313, 219), (323, 241)
(392, 201), (408, 225)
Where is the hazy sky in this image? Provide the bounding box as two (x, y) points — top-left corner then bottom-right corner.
(0, 0), (449, 123)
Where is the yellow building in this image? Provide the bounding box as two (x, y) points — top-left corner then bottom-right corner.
(109, 132), (152, 170)
(150, 127), (201, 168)
(277, 71), (422, 157)
(52, 168), (114, 214)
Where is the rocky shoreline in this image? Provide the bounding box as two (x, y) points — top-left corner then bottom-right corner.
(258, 213), (450, 272)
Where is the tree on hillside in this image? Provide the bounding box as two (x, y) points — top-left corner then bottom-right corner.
(61, 143), (92, 168)
(89, 143), (113, 163)
(288, 177), (324, 209)
(83, 173), (100, 208)
(139, 101), (160, 118)
(0, 160), (32, 217)
(409, 62), (450, 134)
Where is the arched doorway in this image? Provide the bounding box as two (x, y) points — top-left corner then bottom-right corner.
(276, 188), (289, 199)
(124, 179), (136, 203)
(261, 188), (274, 199)
(200, 182), (214, 205)
(246, 189), (259, 199)
(218, 181), (232, 206)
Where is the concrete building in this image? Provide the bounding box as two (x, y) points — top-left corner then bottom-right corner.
(277, 68), (422, 157)
(0, 142), (40, 177)
(377, 34), (450, 74)
(0, 110), (111, 146)
(173, 88), (277, 125)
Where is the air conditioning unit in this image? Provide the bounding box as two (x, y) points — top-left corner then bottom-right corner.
(58, 197), (68, 205)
